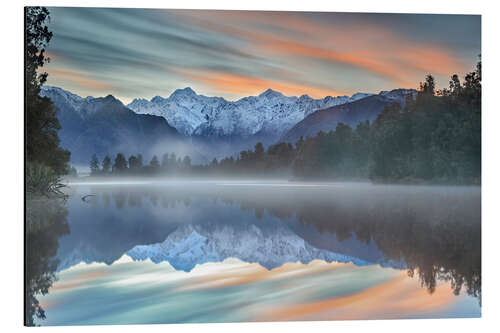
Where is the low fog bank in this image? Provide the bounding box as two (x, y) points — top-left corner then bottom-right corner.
(62, 177), (481, 210)
(62, 174), (481, 189)
(56, 176), (481, 305)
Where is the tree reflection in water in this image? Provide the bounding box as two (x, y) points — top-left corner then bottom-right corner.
(25, 183), (481, 326)
(25, 198), (69, 326)
(90, 183), (480, 303)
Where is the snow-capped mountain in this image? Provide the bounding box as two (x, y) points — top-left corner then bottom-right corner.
(379, 88), (418, 101)
(127, 223), (371, 272)
(127, 88), (373, 140)
(39, 85), (415, 163)
(281, 88), (417, 143)
(127, 87), (224, 136)
(40, 86), (128, 119)
(39, 86), (183, 164)
(52, 184), (413, 273)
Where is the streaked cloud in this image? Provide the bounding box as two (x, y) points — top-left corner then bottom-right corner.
(265, 271), (457, 321)
(36, 257), (478, 325)
(45, 68), (115, 91)
(176, 10), (468, 86)
(43, 8), (480, 102)
(170, 66), (345, 98)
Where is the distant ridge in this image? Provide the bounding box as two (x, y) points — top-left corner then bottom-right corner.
(40, 86), (184, 164)
(41, 85), (416, 164)
(281, 89), (417, 143)
(127, 87), (374, 141)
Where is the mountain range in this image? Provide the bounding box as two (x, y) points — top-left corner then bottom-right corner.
(41, 86), (416, 165)
(55, 208), (389, 272)
(127, 87), (373, 140)
(282, 89), (417, 143)
(40, 86), (183, 164)
(126, 223), (372, 271)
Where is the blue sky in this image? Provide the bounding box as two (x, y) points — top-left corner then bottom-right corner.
(43, 8), (481, 103)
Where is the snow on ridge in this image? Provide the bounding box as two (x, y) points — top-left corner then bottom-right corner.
(40, 85), (125, 118)
(127, 87), (375, 138)
(126, 223), (371, 272)
(41, 85), (414, 141)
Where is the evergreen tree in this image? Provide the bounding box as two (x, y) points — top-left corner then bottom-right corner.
(90, 154), (100, 175)
(102, 155), (111, 173)
(254, 142), (264, 157)
(182, 156), (192, 169)
(168, 153), (177, 171)
(112, 153), (127, 173)
(128, 155), (140, 171)
(25, 7), (70, 174)
(137, 154), (143, 168)
(420, 74), (436, 95)
(150, 155), (159, 168)
(239, 151), (248, 162)
(161, 153), (169, 170)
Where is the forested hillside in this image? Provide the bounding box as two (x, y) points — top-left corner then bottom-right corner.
(87, 61), (481, 185)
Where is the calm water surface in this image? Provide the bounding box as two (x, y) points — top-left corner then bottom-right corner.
(25, 181), (481, 325)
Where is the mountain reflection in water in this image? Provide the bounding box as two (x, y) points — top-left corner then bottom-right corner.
(26, 181), (481, 325)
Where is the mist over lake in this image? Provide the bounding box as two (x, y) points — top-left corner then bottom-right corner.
(26, 180), (480, 325)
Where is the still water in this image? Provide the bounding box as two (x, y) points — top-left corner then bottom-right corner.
(25, 181), (481, 325)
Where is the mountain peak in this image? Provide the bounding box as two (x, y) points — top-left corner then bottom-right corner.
(41, 85), (84, 101)
(151, 96), (166, 103)
(86, 94), (123, 108)
(130, 97), (148, 104)
(259, 88), (283, 98)
(182, 86), (196, 93)
(379, 88), (418, 100)
(351, 92), (373, 101)
(170, 87), (197, 99)
(103, 94), (122, 104)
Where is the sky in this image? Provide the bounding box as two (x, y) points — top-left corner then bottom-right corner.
(36, 256), (479, 325)
(42, 8), (481, 104)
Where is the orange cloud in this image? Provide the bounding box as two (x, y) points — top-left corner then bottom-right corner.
(170, 66), (346, 98)
(175, 11), (466, 88)
(176, 260), (343, 292)
(45, 67), (114, 90)
(253, 36), (407, 85)
(246, 28), (461, 87)
(166, 259), (459, 321)
(265, 271), (456, 321)
(50, 269), (109, 292)
(222, 261), (343, 288)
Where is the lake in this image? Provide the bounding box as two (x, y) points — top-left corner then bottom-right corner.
(25, 180), (481, 325)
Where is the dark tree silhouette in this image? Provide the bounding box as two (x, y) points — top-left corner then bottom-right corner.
(420, 74), (435, 95)
(25, 7), (70, 174)
(25, 198), (69, 326)
(112, 153), (128, 173)
(150, 155), (159, 168)
(182, 155), (191, 169)
(161, 153), (169, 170)
(128, 155), (142, 171)
(90, 154), (100, 175)
(102, 155), (111, 173)
(137, 154), (143, 168)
